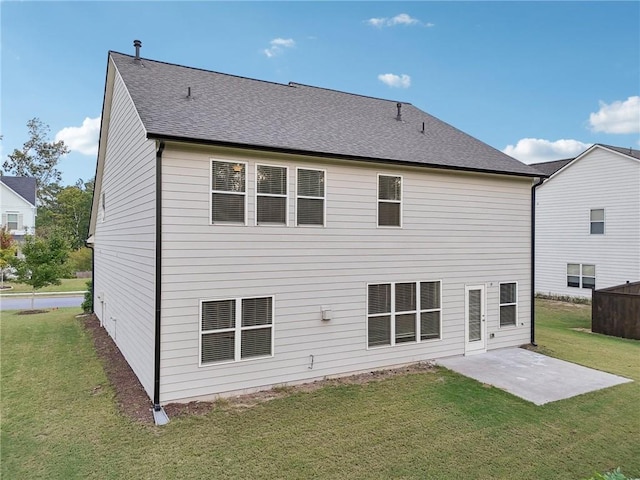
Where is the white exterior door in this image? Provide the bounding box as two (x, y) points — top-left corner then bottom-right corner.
(465, 285), (486, 355)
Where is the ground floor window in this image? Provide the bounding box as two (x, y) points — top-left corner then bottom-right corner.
(200, 296), (273, 365)
(499, 282), (517, 327)
(567, 264), (596, 289)
(367, 281), (441, 348)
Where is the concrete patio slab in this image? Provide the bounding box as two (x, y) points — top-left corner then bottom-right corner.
(437, 348), (632, 405)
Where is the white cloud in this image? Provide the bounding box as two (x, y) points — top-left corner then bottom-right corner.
(378, 73), (411, 88)
(502, 138), (591, 164)
(389, 13), (419, 26)
(589, 96), (640, 134)
(55, 117), (100, 156)
(366, 13), (430, 28)
(263, 38), (295, 58)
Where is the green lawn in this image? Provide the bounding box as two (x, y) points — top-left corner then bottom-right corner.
(0, 277), (89, 294)
(1, 300), (638, 479)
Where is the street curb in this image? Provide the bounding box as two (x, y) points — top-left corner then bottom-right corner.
(0, 291), (87, 297)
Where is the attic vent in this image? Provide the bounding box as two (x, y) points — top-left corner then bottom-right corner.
(133, 39), (142, 61)
(396, 103), (402, 121)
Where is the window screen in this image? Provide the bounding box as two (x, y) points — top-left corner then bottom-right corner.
(499, 283), (517, 327)
(211, 160), (246, 223)
(297, 169), (325, 226)
(378, 175), (402, 227)
(257, 165), (287, 225)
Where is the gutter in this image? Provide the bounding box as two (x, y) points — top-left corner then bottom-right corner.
(152, 141), (169, 426)
(530, 176), (545, 346)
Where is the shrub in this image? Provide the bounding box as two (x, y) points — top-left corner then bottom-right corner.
(82, 280), (93, 314)
(585, 467), (635, 480)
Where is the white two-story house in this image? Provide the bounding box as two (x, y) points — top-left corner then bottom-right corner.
(0, 176), (37, 241)
(534, 144), (640, 298)
(88, 45), (543, 419)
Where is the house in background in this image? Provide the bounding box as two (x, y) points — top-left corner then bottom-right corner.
(533, 144), (640, 299)
(88, 44), (543, 418)
(0, 176), (37, 241)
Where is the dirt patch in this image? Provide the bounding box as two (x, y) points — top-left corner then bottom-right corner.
(17, 309), (49, 315)
(571, 327), (594, 334)
(81, 313), (436, 424)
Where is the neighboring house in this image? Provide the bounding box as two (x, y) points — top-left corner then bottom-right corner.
(0, 176), (37, 241)
(533, 144), (640, 299)
(88, 46), (543, 414)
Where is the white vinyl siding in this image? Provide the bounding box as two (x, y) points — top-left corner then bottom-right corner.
(499, 282), (517, 327)
(296, 168), (325, 226)
(92, 64), (157, 399)
(200, 296), (274, 365)
(590, 208), (604, 234)
(536, 146), (640, 298)
(256, 164), (288, 226)
(377, 174), (402, 227)
(159, 146), (533, 403)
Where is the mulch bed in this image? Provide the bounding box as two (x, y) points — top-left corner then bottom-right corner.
(17, 309), (49, 315)
(81, 313), (436, 424)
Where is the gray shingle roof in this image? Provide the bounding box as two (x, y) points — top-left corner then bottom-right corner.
(0, 176), (36, 206)
(600, 144), (640, 160)
(529, 158), (572, 176)
(110, 52), (541, 177)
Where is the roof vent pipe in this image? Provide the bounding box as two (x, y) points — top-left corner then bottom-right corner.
(396, 103), (402, 121)
(134, 39), (142, 60)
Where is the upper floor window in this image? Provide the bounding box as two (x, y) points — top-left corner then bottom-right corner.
(211, 160), (246, 224)
(590, 209), (604, 234)
(296, 168), (325, 226)
(499, 282), (517, 327)
(378, 174), (402, 227)
(567, 263), (596, 289)
(6, 213), (19, 231)
(256, 164), (287, 225)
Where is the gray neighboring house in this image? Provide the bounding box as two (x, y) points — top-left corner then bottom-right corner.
(88, 46), (543, 412)
(533, 144), (640, 299)
(0, 176), (37, 241)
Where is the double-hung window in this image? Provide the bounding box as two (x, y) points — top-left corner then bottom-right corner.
(200, 296), (274, 364)
(499, 282), (517, 327)
(590, 209), (604, 234)
(378, 175), (402, 227)
(6, 213), (19, 231)
(367, 281), (441, 347)
(257, 164), (288, 225)
(296, 168), (325, 226)
(567, 264), (596, 289)
(211, 160), (246, 224)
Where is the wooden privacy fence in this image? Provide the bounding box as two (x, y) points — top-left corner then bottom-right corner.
(592, 281), (640, 340)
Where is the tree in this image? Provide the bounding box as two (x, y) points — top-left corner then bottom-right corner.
(10, 234), (69, 310)
(2, 118), (68, 206)
(0, 227), (17, 289)
(36, 177), (94, 249)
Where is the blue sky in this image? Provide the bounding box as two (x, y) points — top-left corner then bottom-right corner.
(2, 1), (639, 186)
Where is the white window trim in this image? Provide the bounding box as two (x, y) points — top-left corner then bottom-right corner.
(498, 281), (518, 328)
(376, 173), (403, 228)
(589, 208), (605, 235)
(366, 280), (442, 349)
(295, 167), (327, 227)
(199, 295), (275, 367)
(255, 163), (289, 226)
(567, 263), (596, 289)
(210, 158), (248, 226)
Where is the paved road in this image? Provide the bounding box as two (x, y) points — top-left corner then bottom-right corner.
(0, 295), (83, 311)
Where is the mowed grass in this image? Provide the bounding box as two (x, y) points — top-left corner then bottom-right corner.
(1, 301), (638, 479)
(0, 277), (89, 294)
